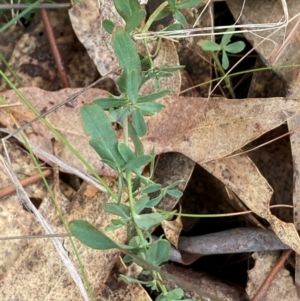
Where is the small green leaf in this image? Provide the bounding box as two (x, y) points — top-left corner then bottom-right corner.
(174, 10), (187, 28)
(123, 155), (152, 172)
(137, 90), (170, 103)
(222, 50), (229, 70)
(94, 98), (128, 110)
(102, 203), (131, 218)
(167, 0), (176, 8)
(138, 102), (164, 115)
(221, 28), (234, 47)
(102, 19), (115, 34)
(132, 108), (147, 137)
(154, 7), (173, 21)
(198, 40), (221, 51)
(134, 195), (150, 213)
(162, 23), (182, 31)
(116, 107), (131, 124)
(142, 183), (161, 194)
(166, 189), (183, 198)
(133, 212), (171, 230)
(112, 27), (141, 103)
(166, 179), (185, 189)
(146, 194), (163, 208)
(177, 0), (204, 9)
(125, 9), (146, 32)
(113, 0), (140, 23)
(132, 176), (141, 193)
(156, 288), (185, 301)
(224, 41), (246, 53)
(118, 143), (135, 162)
(160, 65), (185, 73)
(128, 123), (144, 156)
(70, 220), (133, 250)
(105, 219), (127, 231)
(145, 239), (170, 266)
(80, 104), (124, 169)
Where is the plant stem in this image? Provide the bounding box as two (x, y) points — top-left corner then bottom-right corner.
(142, 1), (169, 33)
(210, 51), (236, 98)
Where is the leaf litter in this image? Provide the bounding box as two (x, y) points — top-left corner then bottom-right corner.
(2, 0), (300, 300)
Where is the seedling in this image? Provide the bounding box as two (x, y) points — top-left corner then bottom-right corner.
(69, 0), (208, 300)
(198, 28), (246, 98)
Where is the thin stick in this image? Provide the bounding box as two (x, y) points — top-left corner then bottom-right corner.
(0, 168), (52, 198)
(40, 8), (70, 88)
(251, 250), (292, 301)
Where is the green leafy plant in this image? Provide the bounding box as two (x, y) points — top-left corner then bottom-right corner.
(198, 28), (246, 98)
(154, 0), (204, 28)
(68, 0), (204, 300)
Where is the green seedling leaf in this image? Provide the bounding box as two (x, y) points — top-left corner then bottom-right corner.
(94, 98), (128, 110)
(113, 27), (141, 103)
(167, 0), (176, 8)
(177, 0), (204, 9)
(118, 143), (135, 162)
(154, 7), (173, 21)
(149, 148), (156, 178)
(225, 41), (246, 53)
(221, 28), (234, 47)
(102, 19), (115, 34)
(128, 123), (144, 156)
(198, 40), (221, 52)
(156, 288), (187, 301)
(116, 107), (131, 124)
(81, 104), (124, 169)
(137, 90), (170, 103)
(142, 183), (162, 194)
(70, 220), (133, 250)
(145, 239), (170, 266)
(123, 155), (152, 172)
(102, 203), (131, 218)
(162, 23), (182, 31)
(160, 65), (185, 73)
(132, 176), (141, 193)
(105, 219), (126, 231)
(125, 9), (146, 32)
(101, 159), (119, 170)
(133, 212), (171, 230)
(174, 10), (188, 28)
(114, 0), (141, 23)
(132, 107), (147, 137)
(166, 179), (185, 189)
(166, 189), (183, 198)
(222, 50), (229, 70)
(134, 195), (150, 213)
(138, 102), (165, 115)
(146, 194), (163, 208)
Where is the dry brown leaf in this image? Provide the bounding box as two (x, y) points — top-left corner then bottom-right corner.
(69, 0), (124, 77)
(2, 88), (300, 251)
(0, 181), (127, 300)
(162, 215), (183, 248)
(1, 88), (299, 174)
(227, 0), (300, 89)
(246, 251), (299, 301)
(202, 154), (300, 254)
